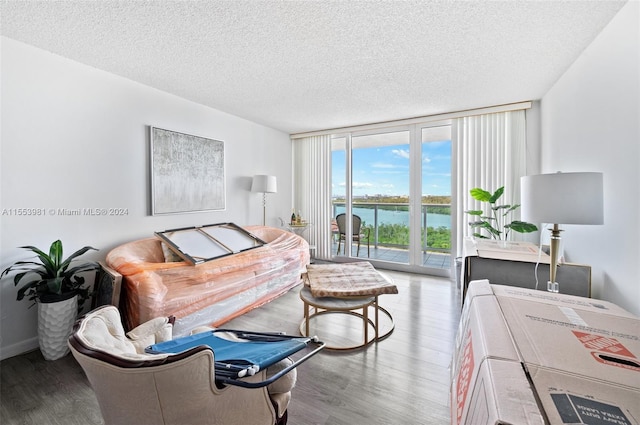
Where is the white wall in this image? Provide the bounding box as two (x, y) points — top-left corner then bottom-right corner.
(540, 1), (639, 315)
(0, 37), (292, 359)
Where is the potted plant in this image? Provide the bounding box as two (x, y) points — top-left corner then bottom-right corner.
(1, 240), (99, 360)
(466, 186), (538, 243)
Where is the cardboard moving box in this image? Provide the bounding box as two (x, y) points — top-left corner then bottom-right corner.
(530, 367), (640, 425)
(451, 280), (640, 425)
(451, 291), (543, 424)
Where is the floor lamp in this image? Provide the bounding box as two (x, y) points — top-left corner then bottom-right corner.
(251, 175), (277, 226)
(520, 172), (603, 293)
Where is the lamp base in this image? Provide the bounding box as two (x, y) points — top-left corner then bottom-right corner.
(548, 224), (562, 293)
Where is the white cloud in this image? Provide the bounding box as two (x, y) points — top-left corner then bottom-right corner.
(371, 162), (395, 169)
(392, 149), (410, 159)
(352, 181), (374, 189)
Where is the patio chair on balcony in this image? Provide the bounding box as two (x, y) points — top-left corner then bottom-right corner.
(336, 213), (370, 257)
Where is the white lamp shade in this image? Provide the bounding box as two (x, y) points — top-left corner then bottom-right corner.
(520, 172), (603, 225)
(251, 175), (277, 193)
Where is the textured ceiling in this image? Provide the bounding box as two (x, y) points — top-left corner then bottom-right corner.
(0, 1), (628, 134)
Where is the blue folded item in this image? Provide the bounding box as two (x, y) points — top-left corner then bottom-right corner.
(146, 330), (311, 377)
(146, 329), (325, 389)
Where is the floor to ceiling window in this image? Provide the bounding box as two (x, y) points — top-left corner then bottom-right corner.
(331, 122), (451, 276)
(292, 102), (531, 279)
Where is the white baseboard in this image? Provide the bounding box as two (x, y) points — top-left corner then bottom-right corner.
(0, 337), (39, 361)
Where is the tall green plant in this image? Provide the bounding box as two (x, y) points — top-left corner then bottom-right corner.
(1, 240), (99, 307)
(466, 187), (537, 240)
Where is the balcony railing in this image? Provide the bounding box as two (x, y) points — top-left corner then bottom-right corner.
(331, 202), (451, 253)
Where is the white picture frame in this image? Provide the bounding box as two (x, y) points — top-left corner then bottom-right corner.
(155, 223), (266, 265)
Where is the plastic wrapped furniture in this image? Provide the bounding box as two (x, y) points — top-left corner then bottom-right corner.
(68, 305), (301, 425)
(106, 225), (310, 336)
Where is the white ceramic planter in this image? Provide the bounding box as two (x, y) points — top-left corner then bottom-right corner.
(37, 294), (78, 360)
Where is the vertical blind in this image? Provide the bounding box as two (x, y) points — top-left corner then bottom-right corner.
(292, 135), (333, 260)
(454, 110), (527, 255)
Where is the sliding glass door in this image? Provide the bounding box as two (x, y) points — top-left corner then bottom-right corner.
(419, 125), (452, 271)
(331, 123), (452, 275)
(351, 129), (411, 264)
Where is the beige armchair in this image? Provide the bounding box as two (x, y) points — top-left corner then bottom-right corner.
(68, 305), (294, 425)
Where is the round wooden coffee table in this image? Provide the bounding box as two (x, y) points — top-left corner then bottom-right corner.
(298, 285), (394, 350)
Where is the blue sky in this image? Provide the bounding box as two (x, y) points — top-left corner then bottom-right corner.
(332, 140), (451, 197)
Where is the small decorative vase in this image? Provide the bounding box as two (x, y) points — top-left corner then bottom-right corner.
(37, 294), (78, 361)
(497, 240), (511, 249)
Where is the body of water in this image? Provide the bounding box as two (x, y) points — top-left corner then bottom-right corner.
(334, 206), (451, 229)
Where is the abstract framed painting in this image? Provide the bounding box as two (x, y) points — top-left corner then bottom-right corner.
(150, 127), (225, 215)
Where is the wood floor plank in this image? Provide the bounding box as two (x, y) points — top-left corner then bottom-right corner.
(0, 270), (461, 425)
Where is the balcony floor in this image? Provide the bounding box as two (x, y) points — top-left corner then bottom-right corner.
(331, 242), (452, 269)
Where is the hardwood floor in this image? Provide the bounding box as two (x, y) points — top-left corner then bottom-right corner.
(0, 270), (461, 425)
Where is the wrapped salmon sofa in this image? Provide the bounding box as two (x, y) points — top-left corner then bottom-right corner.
(106, 225), (310, 336)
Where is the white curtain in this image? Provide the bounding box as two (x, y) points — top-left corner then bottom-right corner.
(454, 110), (527, 256)
(292, 135), (333, 260)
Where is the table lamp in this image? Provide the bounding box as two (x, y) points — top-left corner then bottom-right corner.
(251, 175), (277, 226)
(520, 172), (603, 293)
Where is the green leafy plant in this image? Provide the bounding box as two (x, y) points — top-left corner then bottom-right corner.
(1, 240), (99, 307)
(466, 187), (538, 240)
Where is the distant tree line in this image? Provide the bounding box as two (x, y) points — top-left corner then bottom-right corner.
(333, 198), (451, 218)
(334, 195), (451, 205)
